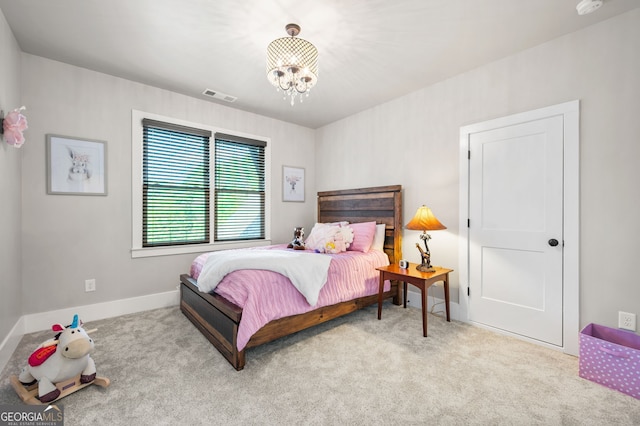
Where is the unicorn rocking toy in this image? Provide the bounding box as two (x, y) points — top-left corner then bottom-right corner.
(11, 314), (110, 405)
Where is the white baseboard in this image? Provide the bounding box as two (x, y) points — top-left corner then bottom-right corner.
(0, 316), (26, 377)
(0, 289), (180, 374)
(2, 287), (456, 373)
(405, 288), (460, 321)
(22, 289), (180, 333)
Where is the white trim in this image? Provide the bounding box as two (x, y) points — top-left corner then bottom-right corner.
(4, 288), (454, 373)
(0, 316), (26, 376)
(131, 110), (272, 258)
(405, 289), (461, 321)
(131, 239), (273, 258)
(0, 290), (180, 373)
(22, 290), (180, 333)
(458, 100), (580, 356)
(467, 322), (568, 354)
(562, 104), (580, 356)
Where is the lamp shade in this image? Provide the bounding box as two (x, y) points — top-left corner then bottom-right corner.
(406, 205), (446, 231)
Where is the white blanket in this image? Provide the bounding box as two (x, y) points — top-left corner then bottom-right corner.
(197, 248), (332, 306)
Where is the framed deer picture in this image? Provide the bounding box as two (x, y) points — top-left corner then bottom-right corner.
(46, 134), (107, 195)
(282, 165), (304, 202)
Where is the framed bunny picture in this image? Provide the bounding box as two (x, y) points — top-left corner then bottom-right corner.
(46, 134), (107, 195)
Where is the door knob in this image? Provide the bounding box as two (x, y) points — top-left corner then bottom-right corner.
(548, 239), (559, 247)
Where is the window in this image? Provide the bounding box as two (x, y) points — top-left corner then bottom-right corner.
(142, 119), (211, 247)
(214, 133), (266, 242)
(132, 111), (271, 257)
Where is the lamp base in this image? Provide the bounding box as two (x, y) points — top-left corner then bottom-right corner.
(416, 264), (435, 273)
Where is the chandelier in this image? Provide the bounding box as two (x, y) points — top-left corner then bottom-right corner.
(266, 23), (318, 106)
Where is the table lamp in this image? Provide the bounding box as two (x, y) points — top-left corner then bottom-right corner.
(406, 205), (446, 272)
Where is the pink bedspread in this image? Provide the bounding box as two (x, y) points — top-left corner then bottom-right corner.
(190, 244), (390, 351)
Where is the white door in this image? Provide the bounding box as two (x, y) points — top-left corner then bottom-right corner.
(468, 115), (563, 346)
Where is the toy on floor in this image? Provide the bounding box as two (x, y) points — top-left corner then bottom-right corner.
(287, 226), (305, 250)
(10, 314), (110, 405)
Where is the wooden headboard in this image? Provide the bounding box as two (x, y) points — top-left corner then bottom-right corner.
(317, 185), (403, 264)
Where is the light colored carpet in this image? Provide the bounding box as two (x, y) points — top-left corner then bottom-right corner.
(1, 304), (639, 425)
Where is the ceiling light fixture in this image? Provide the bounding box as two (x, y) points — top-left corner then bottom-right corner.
(266, 23), (318, 106)
(576, 0), (603, 15)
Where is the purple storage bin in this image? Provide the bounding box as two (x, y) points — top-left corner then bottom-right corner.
(579, 323), (640, 399)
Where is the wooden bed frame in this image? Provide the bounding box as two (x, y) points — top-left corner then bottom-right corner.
(179, 185), (403, 370)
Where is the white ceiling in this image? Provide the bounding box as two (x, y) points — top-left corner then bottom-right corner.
(1, 0), (638, 129)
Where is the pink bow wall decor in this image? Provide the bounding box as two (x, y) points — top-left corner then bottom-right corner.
(2, 106), (28, 148)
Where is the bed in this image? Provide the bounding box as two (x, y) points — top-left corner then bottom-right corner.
(179, 185), (403, 370)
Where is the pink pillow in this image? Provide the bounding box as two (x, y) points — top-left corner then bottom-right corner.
(347, 221), (377, 252)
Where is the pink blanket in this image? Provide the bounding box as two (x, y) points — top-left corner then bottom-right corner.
(190, 245), (390, 350)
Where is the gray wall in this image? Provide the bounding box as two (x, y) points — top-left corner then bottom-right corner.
(316, 9), (640, 330)
(0, 9), (22, 342)
(3, 8), (639, 340)
(19, 55), (317, 314)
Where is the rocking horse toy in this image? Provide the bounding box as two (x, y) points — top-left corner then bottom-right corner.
(10, 314), (110, 405)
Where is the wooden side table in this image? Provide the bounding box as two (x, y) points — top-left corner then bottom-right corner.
(376, 264), (453, 337)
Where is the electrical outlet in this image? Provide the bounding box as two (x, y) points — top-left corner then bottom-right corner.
(85, 279), (96, 292)
(618, 311), (636, 331)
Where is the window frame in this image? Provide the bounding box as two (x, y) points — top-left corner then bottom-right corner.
(131, 110), (271, 258)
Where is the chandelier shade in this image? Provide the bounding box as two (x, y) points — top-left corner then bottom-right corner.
(266, 24), (318, 105)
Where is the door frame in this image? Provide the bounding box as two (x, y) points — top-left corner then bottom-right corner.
(458, 100), (580, 356)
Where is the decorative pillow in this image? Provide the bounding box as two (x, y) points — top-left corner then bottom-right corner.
(303, 223), (326, 249)
(347, 221), (377, 252)
(305, 223), (352, 253)
(330, 221), (349, 227)
(337, 224), (354, 247)
(370, 224), (386, 252)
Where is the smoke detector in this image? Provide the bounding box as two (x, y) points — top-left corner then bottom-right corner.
(576, 0), (603, 15)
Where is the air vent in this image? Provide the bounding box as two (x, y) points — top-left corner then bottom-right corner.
(202, 89), (237, 103)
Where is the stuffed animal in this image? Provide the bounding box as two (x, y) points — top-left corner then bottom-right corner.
(287, 227), (305, 250)
(305, 223), (354, 253)
(323, 229), (348, 253)
(18, 314), (97, 403)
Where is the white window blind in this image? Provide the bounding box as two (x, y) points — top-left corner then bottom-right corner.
(214, 133), (266, 241)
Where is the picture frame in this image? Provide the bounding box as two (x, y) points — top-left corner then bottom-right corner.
(282, 165), (305, 202)
(46, 134), (107, 195)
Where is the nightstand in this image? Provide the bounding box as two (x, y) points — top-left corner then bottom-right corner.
(376, 263), (453, 337)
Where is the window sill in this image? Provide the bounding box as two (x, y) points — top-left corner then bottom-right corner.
(131, 240), (273, 258)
